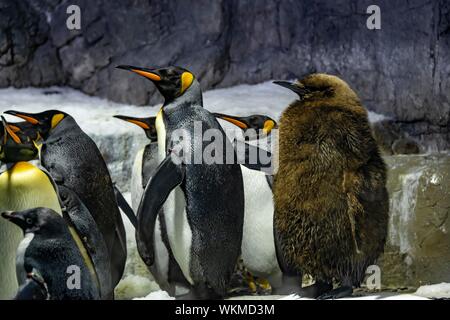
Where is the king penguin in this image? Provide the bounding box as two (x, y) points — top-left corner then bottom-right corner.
(5, 109), (127, 292)
(117, 65), (245, 299)
(1, 208), (99, 300)
(113, 115), (189, 296)
(0, 117), (62, 299)
(0, 116), (111, 299)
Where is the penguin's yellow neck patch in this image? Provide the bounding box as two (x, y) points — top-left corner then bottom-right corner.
(51, 114), (65, 129)
(180, 72), (194, 95)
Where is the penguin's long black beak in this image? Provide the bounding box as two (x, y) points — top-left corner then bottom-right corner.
(4, 110), (40, 125)
(1, 116), (22, 144)
(116, 65), (162, 82)
(1, 211), (24, 226)
(273, 81), (309, 98)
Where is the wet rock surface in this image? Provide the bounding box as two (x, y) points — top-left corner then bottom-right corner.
(0, 0), (449, 148)
(380, 154), (450, 289)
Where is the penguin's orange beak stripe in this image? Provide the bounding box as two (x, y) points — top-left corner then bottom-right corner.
(5, 124), (22, 144)
(12, 114), (39, 125)
(131, 69), (161, 81)
(9, 125), (21, 133)
(125, 119), (150, 130)
(221, 117), (248, 129)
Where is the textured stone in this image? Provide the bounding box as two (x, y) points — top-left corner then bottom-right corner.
(379, 154), (450, 289)
(0, 0), (449, 148)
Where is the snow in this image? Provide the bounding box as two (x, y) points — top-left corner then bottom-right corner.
(415, 283), (450, 299)
(115, 275), (160, 300)
(133, 290), (175, 300)
(232, 293), (430, 300)
(0, 81), (386, 135)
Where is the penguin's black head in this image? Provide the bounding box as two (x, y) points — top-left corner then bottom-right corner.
(113, 115), (157, 141)
(1, 208), (64, 235)
(215, 113), (277, 138)
(116, 65), (199, 104)
(4, 110), (68, 140)
(0, 116), (38, 163)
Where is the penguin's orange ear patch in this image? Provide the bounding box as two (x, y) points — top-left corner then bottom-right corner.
(180, 72), (194, 95)
(51, 114), (65, 129)
(263, 120), (275, 134)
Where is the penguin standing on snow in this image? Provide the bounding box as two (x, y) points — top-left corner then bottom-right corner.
(5, 109), (127, 292)
(273, 74), (389, 299)
(0, 116), (112, 299)
(1, 208), (99, 300)
(0, 117), (60, 299)
(113, 115), (189, 296)
(117, 65), (245, 299)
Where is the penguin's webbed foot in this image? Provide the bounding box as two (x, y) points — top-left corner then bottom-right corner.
(317, 285), (353, 300)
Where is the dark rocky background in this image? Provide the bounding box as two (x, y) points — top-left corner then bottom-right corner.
(0, 0), (449, 149)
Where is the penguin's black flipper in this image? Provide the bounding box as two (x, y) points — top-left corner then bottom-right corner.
(15, 274), (48, 300)
(136, 154), (185, 267)
(113, 184), (138, 229)
(58, 185), (113, 300)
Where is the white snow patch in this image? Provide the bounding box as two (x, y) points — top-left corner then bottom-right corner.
(115, 275), (160, 300)
(415, 283), (450, 299)
(0, 82), (386, 136)
(0, 87), (156, 136)
(133, 290), (175, 300)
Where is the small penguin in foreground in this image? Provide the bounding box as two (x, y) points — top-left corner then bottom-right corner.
(273, 74), (389, 299)
(117, 64), (245, 299)
(5, 109), (127, 291)
(1, 208), (99, 300)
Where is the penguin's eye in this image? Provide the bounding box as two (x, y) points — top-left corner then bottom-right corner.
(26, 218), (33, 224)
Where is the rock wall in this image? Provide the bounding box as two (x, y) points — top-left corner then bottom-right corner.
(0, 0), (449, 148)
(380, 154), (450, 289)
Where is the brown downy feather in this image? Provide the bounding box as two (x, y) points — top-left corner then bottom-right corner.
(273, 73), (389, 286)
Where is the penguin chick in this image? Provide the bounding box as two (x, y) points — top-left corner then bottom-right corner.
(273, 74), (389, 299)
(1, 208), (100, 300)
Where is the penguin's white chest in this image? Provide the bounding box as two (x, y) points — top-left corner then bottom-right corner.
(15, 233), (35, 285)
(156, 110), (193, 285)
(240, 165), (281, 277)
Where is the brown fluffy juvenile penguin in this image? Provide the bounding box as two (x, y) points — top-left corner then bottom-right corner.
(273, 73), (389, 299)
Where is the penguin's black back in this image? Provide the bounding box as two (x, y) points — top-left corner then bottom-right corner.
(164, 103), (244, 296)
(40, 116), (126, 286)
(24, 222), (99, 300)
